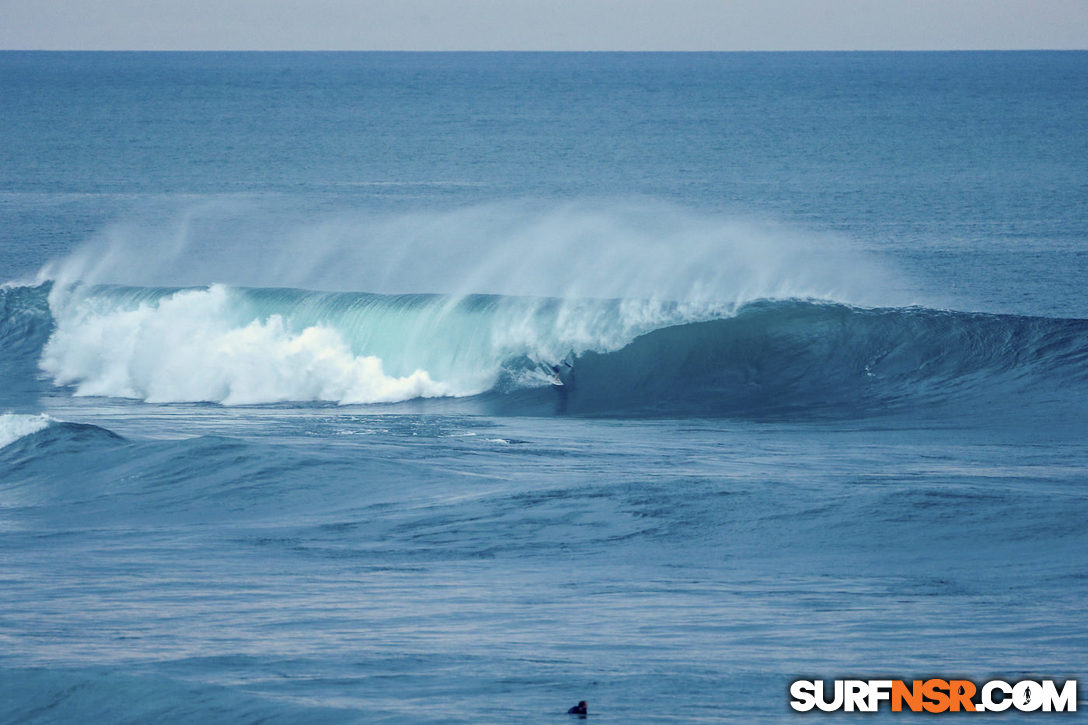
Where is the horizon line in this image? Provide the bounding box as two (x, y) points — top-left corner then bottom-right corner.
(3, 48), (1086, 53)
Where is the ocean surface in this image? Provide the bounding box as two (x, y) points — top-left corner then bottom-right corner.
(1, 51), (1086, 722)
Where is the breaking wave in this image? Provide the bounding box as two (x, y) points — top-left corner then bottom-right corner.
(2, 283), (1087, 417)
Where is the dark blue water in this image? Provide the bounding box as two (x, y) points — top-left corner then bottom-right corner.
(1, 52), (1086, 722)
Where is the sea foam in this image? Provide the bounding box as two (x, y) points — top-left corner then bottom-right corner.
(40, 286), (450, 405)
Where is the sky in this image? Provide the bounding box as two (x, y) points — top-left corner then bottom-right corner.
(1, 0), (1087, 51)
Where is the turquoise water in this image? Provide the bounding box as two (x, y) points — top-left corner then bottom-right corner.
(1, 52), (1086, 722)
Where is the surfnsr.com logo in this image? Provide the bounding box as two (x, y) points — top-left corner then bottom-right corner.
(790, 679), (1077, 713)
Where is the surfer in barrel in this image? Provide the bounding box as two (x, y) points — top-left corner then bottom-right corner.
(541, 355), (575, 413)
(546, 355), (575, 386)
(540, 354), (574, 387)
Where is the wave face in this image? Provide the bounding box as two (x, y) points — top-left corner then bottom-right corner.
(4, 283), (1088, 417)
(544, 300), (1088, 417)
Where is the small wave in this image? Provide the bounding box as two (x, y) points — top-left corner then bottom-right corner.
(0, 418), (125, 462)
(0, 413), (52, 449)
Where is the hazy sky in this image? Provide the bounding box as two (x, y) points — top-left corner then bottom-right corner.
(2, 0), (1087, 51)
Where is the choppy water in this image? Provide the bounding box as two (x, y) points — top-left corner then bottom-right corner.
(1, 51), (1087, 722)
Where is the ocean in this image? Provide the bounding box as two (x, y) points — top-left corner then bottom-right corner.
(1, 51), (1086, 722)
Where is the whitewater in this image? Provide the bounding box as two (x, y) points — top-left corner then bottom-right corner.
(2, 51), (1087, 723)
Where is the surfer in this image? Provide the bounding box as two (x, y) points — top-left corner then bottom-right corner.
(541, 358), (573, 386)
(567, 700), (588, 716)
